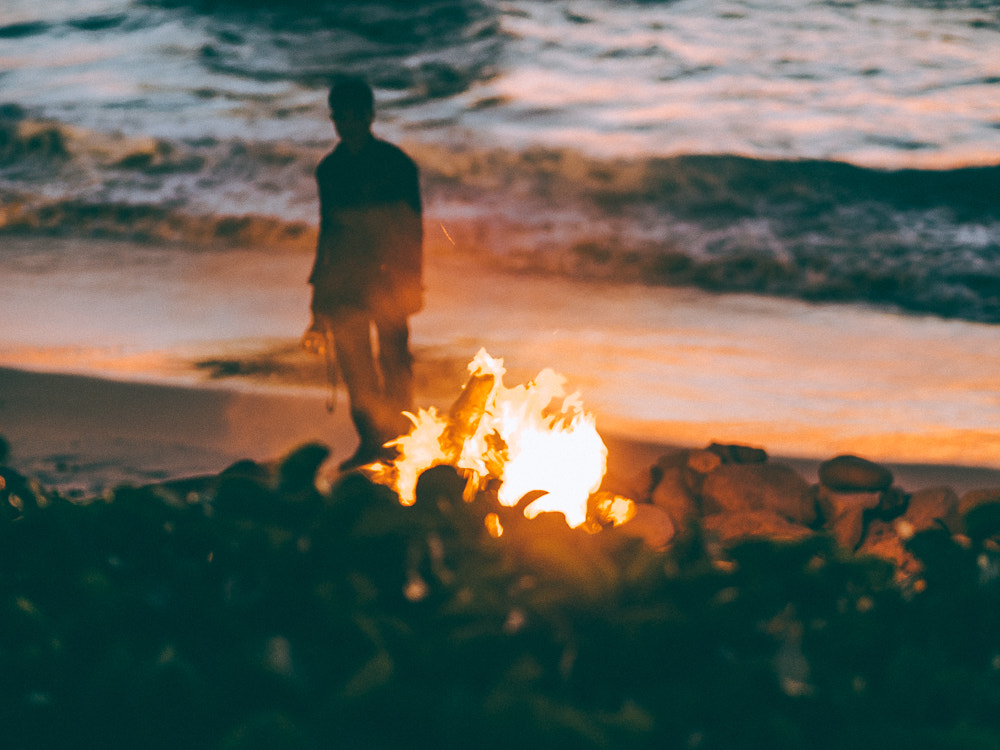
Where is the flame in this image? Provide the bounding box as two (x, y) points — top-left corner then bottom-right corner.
(389, 407), (450, 507)
(485, 513), (504, 538)
(383, 349), (608, 528)
(595, 494), (637, 527)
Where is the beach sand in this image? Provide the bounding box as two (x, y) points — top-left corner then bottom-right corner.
(2, 235), (999, 499)
(4, 240), (998, 473)
(3, 365), (999, 502)
(0, 366), (351, 495)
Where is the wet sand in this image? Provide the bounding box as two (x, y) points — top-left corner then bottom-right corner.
(1, 238), (998, 493)
(0, 366), (351, 494)
(3, 365), (999, 501)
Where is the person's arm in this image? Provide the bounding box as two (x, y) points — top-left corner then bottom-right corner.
(309, 163), (331, 284)
(399, 157), (424, 314)
(404, 159), (422, 219)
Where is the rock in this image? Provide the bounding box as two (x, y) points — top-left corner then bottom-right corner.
(649, 464), (699, 531)
(901, 486), (960, 536)
(1, 465), (43, 520)
(876, 485), (908, 519)
(818, 454), (893, 492)
(277, 442), (331, 495)
(959, 487), (1000, 516)
(817, 487), (882, 519)
(857, 519), (921, 582)
(213, 461), (278, 521)
(615, 503), (676, 550)
(963, 501), (1000, 546)
(652, 448), (691, 472)
(855, 487), (960, 579)
(707, 442), (768, 464)
(702, 511), (814, 545)
(686, 449), (722, 476)
(816, 487), (881, 550)
(221, 458), (272, 482)
(700, 463), (816, 524)
(647, 449), (717, 508)
(648, 450), (700, 494)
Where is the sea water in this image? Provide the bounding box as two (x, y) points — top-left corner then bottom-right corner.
(1, 0), (998, 466)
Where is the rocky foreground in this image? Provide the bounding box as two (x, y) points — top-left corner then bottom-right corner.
(3, 435), (1000, 750)
(622, 443), (1000, 590)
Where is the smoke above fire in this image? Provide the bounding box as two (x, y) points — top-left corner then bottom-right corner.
(375, 349), (608, 529)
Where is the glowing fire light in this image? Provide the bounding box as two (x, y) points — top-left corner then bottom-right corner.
(381, 349), (608, 528)
(484, 512), (504, 538)
(595, 494), (637, 527)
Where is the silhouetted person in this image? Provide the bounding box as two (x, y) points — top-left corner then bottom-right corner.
(306, 76), (423, 470)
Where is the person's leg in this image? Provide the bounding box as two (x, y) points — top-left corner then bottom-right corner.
(330, 311), (384, 467)
(375, 315), (414, 435)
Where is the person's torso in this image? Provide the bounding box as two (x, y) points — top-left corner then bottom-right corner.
(317, 138), (416, 211)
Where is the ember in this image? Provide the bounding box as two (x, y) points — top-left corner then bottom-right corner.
(373, 349), (608, 528)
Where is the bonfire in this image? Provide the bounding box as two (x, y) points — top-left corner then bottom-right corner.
(371, 349), (624, 530)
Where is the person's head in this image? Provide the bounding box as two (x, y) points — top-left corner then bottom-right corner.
(328, 76), (374, 151)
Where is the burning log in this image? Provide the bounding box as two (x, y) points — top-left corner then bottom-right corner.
(439, 368), (497, 463)
(376, 349), (610, 529)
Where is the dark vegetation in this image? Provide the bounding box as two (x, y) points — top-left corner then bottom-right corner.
(4, 439), (1000, 749)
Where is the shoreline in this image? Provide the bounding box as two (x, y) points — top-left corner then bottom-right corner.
(0, 366), (353, 495)
(2, 236), (999, 476)
(3, 365), (998, 500)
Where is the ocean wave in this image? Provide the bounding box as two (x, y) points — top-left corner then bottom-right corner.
(415, 144), (1000, 221)
(0, 11), (131, 39)
(416, 144), (1000, 322)
(0, 106), (71, 166)
(147, 0), (504, 97)
(0, 189), (316, 251)
(0, 108), (323, 221)
(3, 106), (998, 323)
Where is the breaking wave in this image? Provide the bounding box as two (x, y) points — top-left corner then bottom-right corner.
(3, 105), (999, 323)
(142, 0), (504, 95)
(414, 144), (1000, 323)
